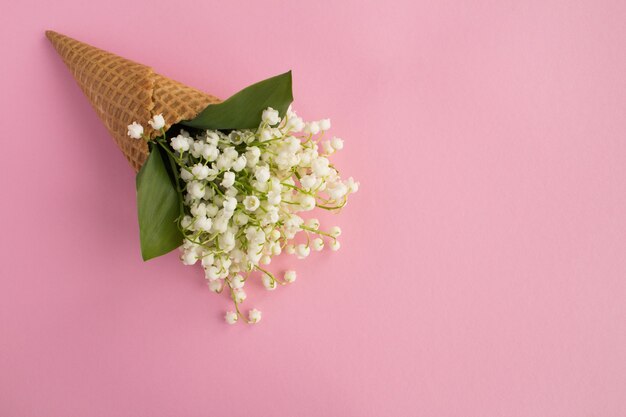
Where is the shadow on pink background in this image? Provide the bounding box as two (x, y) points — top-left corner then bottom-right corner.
(1, 0), (626, 416)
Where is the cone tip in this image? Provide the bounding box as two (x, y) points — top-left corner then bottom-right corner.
(45, 30), (62, 44)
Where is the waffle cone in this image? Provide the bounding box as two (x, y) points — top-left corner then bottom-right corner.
(46, 31), (220, 171)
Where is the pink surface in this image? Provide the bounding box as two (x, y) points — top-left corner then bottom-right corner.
(1, 0), (626, 416)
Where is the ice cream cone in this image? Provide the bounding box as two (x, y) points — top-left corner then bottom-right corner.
(46, 31), (220, 171)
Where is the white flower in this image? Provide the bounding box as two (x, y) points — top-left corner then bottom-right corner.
(284, 108), (305, 132)
(191, 142), (204, 158)
(267, 189), (282, 206)
(284, 136), (301, 152)
(247, 247), (263, 264)
(319, 119), (331, 131)
(234, 289), (247, 303)
(225, 311), (238, 324)
(184, 133), (194, 146)
(181, 215), (192, 229)
(216, 154), (233, 171)
(305, 218), (320, 230)
(304, 121), (320, 135)
(259, 128), (273, 142)
(205, 204), (219, 217)
(202, 145), (219, 162)
(243, 195), (260, 211)
(245, 226), (265, 243)
(204, 266), (220, 280)
(188, 181), (205, 199)
(254, 165), (270, 183)
(228, 131), (245, 145)
(223, 196), (237, 213)
(285, 116), (304, 132)
(191, 203), (207, 217)
(234, 211), (249, 226)
(230, 274), (245, 289)
(285, 244), (296, 254)
(296, 243), (310, 259)
(345, 177), (359, 193)
(194, 216), (212, 232)
(284, 215), (304, 235)
(218, 231), (236, 251)
(203, 188), (217, 202)
(192, 164), (210, 180)
(322, 140), (334, 154)
(262, 107), (281, 125)
(181, 250), (198, 265)
(253, 180), (269, 193)
(263, 208), (279, 225)
(221, 171), (235, 188)
(312, 238), (324, 251)
(299, 149), (314, 167)
(269, 229), (281, 241)
(205, 189), (217, 202)
(284, 270), (297, 283)
(262, 274), (277, 290)
(208, 279), (223, 293)
(201, 253), (215, 268)
(246, 147), (261, 167)
(127, 122), (144, 139)
(300, 174), (317, 190)
(330, 240), (341, 251)
(330, 226), (342, 237)
(180, 168), (194, 182)
(311, 157), (331, 177)
(212, 214), (229, 233)
(232, 156), (247, 172)
(331, 136), (344, 150)
(248, 308), (262, 323)
(327, 182), (348, 201)
(148, 114), (165, 130)
(217, 256), (232, 272)
(221, 146), (236, 159)
(205, 131), (220, 146)
(299, 195), (316, 211)
(171, 134), (190, 152)
(293, 118), (306, 132)
(230, 249), (244, 265)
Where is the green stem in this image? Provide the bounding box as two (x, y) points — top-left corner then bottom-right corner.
(160, 144), (185, 221)
(301, 225), (337, 239)
(155, 139), (193, 174)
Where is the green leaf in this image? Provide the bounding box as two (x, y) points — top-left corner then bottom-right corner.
(180, 71), (293, 130)
(136, 145), (183, 261)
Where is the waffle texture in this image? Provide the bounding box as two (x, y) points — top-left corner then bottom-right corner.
(46, 31), (220, 171)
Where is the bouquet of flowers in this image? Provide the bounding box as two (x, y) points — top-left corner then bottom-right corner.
(47, 31), (358, 324)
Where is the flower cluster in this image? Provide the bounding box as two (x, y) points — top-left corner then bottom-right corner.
(128, 107), (358, 324)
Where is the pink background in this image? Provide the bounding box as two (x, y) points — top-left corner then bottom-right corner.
(2, 0), (626, 416)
